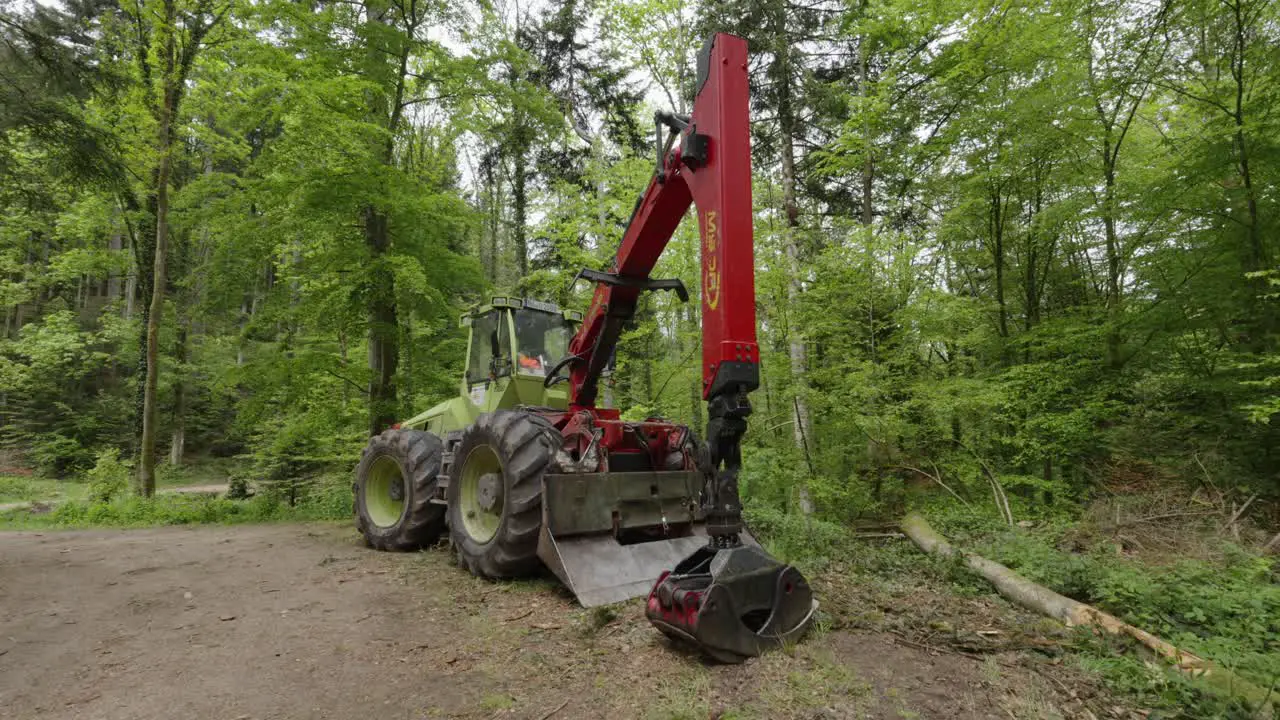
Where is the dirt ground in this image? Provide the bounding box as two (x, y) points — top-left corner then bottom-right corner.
(0, 524), (1099, 720)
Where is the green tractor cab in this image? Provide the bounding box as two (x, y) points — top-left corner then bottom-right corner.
(353, 297), (583, 551)
(403, 297), (582, 437)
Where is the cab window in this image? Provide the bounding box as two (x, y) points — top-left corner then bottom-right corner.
(466, 311), (512, 383)
(513, 310), (575, 376)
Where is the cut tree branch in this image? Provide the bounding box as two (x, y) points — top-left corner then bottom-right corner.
(901, 512), (1274, 716)
(895, 464), (972, 509)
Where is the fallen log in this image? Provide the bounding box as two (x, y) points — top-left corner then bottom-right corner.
(900, 512), (1275, 714)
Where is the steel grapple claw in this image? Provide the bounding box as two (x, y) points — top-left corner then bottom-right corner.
(645, 544), (818, 663)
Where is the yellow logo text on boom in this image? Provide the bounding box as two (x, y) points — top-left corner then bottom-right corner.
(704, 211), (720, 310)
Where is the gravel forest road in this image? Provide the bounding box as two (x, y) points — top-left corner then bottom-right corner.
(0, 523), (1078, 720)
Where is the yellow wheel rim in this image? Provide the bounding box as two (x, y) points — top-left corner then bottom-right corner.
(365, 455), (406, 528)
(459, 445), (503, 543)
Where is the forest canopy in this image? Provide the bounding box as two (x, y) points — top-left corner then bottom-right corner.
(0, 0), (1277, 516)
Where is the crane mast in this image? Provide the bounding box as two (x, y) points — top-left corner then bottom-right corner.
(564, 34), (758, 546)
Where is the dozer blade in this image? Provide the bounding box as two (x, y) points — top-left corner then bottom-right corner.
(537, 470), (753, 607)
(645, 544), (818, 663)
(538, 525), (744, 607)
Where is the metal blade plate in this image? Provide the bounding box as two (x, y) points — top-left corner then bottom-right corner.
(538, 526), (757, 607)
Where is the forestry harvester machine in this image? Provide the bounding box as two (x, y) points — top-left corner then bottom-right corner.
(352, 33), (816, 662)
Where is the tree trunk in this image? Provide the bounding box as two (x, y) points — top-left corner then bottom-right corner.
(138, 0), (178, 498)
(338, 328), (350, 407)
(359, 0), (416, 436)
(991, 187), (1009, 341)
(859, 24), (877, 367)
(108, 231), (123, 301)
(859, 29), (873, 230)
(1230, 0), (1262, 272)
(365, 207), (399, 436)
(901, 513), (1275, 714)
(131, 191), (158, 444)
(124, 272), (137, 319)
(169, 320), (187, 467)
(1024, 164), (1043, 339)
(1102, 144), (1122, 369)
(773, 6), (814, 514)
(513, 148), (529, 279)
(1227, 0), (1269, 343)
(484, 155), (500, 283)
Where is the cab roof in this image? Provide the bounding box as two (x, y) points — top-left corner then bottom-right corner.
(460, 296), (583, 326)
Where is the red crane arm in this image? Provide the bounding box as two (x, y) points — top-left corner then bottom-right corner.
(560, 33), (756, 543)
(566, 33), (758, 411)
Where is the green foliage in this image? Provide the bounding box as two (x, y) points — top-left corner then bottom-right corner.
(46, 493), (285, 527)
(25, 434), (92, 478)
(744, 504), (855, 573)
(955, 522), (1280, 711)
(4, 470), (352, 529)
(0, 475), (41, 502)
(0, 310), (134, 477)
(226, 472), (253, 500)
(290, 472), (355, 520)
(249, 414), (359, 505)
(0, 474), (86, 504)
(1240, 270), (1280, 425)
(1092, 551), (1280, 694)
(1069, 639), (1253, 720)
(85, 448), (131, 503)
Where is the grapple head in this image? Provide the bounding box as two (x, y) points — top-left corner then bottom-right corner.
(645, 544), (817, 663)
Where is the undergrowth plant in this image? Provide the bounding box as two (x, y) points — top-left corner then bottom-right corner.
(0, 468), (353, 529)
(953, 518), (1280, 717)
(85, 448), (130, 503)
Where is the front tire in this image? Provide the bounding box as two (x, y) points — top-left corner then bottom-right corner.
(448, 411), (557, 578)
(355, 428), (446, 550)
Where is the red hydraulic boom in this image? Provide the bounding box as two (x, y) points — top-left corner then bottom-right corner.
(552, 33), (816, 662)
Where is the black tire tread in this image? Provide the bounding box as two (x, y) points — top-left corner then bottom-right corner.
(355, 428), (446, 551)
(448, 411), (559, 579)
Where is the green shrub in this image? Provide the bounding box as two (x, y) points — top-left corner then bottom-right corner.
(1090, 550), (1280, 691)
(740, 445), (809, 514)
(0, 475), (36, 502)
(85, 448), (131, 503)
(47, 493), (288, 527)
(973, 528), (1100, 601)
(247, 412), (362, 507)
(226, 472), (253, 500)
(293, 472), (352, 520)
(744, 504), (850, 571)
(28, 434), (91, 478)
(25, 475), (348, 529)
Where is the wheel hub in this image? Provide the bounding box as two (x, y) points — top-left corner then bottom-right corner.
(477, 472), (502, 512)
(388, 481), (404, 502)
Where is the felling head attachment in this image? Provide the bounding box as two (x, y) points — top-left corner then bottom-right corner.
(645, 545), (818, 663)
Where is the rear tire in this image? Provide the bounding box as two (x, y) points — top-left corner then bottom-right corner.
(355, 428), (446, 550)
(448, 411), (558, 578)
